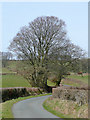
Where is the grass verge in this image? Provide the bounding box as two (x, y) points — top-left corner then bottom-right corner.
(1, 93), (51, 118)
(43, 97), (88, 119)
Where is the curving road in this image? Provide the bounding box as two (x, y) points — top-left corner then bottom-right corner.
(12, 95), (63, 118)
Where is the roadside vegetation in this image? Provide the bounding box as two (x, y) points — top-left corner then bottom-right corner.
(1, 93), (51, 118)
(43, 96), (88, 118)
(1, 65), (88, 119)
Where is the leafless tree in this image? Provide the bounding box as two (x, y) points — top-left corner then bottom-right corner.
(2, 52), (13, 67)
(8, 16), (85, 91)
(49, 42), (85, 86)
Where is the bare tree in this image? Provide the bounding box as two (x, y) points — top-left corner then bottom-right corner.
(2, 52), (13, 67)
(49, 42), (85, 86)
(8, 16), (85, 91)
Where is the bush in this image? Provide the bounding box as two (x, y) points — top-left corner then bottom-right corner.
(1, 87), (44, 102)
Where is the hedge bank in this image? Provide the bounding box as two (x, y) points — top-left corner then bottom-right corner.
(52, 86), (88, 106)
(0, 87), (44, 102)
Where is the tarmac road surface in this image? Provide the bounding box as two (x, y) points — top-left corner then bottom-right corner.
(12, 95), (63, 118)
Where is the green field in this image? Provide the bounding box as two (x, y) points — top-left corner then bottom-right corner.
(1, 61), (89, 119)
(2, 72), (88, 88)
(2, 67), (54, 88)
(62, 74), (88, 87)
(2, 65), (31, 88)
(68, 75), (88, 84)
(2, 68), (13, 73)
(1, 60), (88, 88)
(2, 74), (56, 88)
(2, 74), (31, 88)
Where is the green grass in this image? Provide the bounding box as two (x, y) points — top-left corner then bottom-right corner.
(1, 93), (51, 118)
(43, 98), (70, 118)
(2, 74), (56, 88)
(2, 74), (88, 88)
(2, 67), (56, 88)
(68, 75), (88, 84)
(2, 62), (88, 88)
(2, 68), (12, 73)
(47, 80), (56, 86)
(61, 74), (88, 87)
(63, 82), (80, 87)
(48, 74), (88, 87)
(2, 74), (31, 88)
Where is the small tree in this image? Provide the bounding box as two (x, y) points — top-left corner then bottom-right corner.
(2, 52), (13, 67)
(49, 42), (85, 86)
(81, 58), (88, 73)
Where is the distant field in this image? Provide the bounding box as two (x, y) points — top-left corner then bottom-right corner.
(2, 74), (88, 88)
(62, 74), (88, 87)
(68, 75), (88, 84)
(2, 68), (15, 73)
(1, 67), (54, 87)
(2, 75), (55, 88)
(2, 74), (31, 88)
(2, 64), (31, 88)
(1, 60), (88, 88)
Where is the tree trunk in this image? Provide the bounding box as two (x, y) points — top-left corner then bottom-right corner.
(56, 76), (62, 86)
(42, 84), (52, 93)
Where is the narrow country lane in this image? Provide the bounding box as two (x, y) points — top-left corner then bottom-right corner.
(12, 95), (62, 118)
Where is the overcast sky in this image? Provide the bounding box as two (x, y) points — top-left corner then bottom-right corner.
(0, 2), (88, 53)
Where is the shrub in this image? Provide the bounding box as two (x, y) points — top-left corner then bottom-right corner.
(1, 87), (44, 102)
(52, 86), (88, 106)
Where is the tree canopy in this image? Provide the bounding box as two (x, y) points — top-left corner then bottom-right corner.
(8, 16), (85, 91)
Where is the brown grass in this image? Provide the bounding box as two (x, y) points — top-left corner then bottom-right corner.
(45, 97), (88, 118)
(62, 78), (88, 87)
